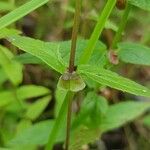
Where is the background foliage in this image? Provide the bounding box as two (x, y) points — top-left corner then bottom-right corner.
(0, 0), (150, 150)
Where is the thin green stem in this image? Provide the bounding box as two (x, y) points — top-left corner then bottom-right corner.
(79, 0), (116, 64)
(112, 4), (131, 49)
(64, 92), (73, 150)
(45, 91), (74, 150)
(69, 0), (81, 73)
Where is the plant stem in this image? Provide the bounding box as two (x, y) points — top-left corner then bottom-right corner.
(79, 0), (116, 64)
(45, 91), (74, 150)
(46, 1), (81, 149)
(65, 0), (81, 148)
(68, 0), (81, 73)
(112, 4), (131, 49)
(64, 92), (74, 150)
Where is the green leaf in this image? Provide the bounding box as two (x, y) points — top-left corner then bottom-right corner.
(118, 42), (150, 66)
(0, 2), (14, 12)
(0, 85), (50, 107)
(78, 65), (150, 97)
(8, 120), (54, 146)
(0, 45), (23, 85)
(100, 101), (150, 132)
(71, 101), (150, 149)
(0, 90), (15, 107)
(15, 53), (44, 65)
(72, 92), (108, 128)
(0, 28), (21, 39)
(8, 35), (66, 73)
(12, 38), (107, 69)
(0, 0), (49, 30)
(0, 69), (7, 85)
(16, 120), (32, 135)
(9, 145), (36, 150)
(128, 0), (150, 11)
(0, 148), (11, 150)
(8, 120), (64, 146)
(70, 126), (100, 150)
(25, 96), (51, 121)
(143, 115), (150, 127)
(59, 39), (107, 67)
(16, 85), (50, 100)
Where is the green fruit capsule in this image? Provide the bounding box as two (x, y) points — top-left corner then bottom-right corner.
(116, 0), (126, 10)
(58, 72), (86, 92)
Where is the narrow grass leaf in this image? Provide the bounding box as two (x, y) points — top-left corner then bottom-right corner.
(80, 0), (116, 64)
(0, 0), (49, 30)
(0, 28), (21, 39)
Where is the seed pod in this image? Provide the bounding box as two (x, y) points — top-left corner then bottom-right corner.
(116, 0), (126, 10)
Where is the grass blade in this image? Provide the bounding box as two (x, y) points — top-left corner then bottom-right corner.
(0, 0), (49, 30)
